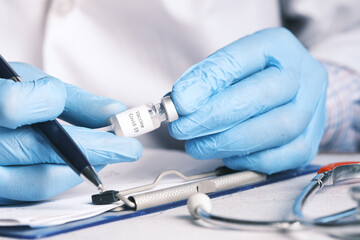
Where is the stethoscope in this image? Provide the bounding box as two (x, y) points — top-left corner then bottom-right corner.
(187, 161), (360, 239)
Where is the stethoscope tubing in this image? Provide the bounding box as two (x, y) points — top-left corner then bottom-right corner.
(196, 206), (360, 238)
(191, 162), (360, 239)
(195, 207), (300, 231)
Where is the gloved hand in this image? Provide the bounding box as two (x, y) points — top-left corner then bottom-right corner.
(0, 63), (142, 205)
(170, 28), (328, 174)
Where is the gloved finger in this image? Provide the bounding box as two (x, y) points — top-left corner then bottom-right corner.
(0, 125), (142, 166)
(184, 102), (310, 160)
(184, 69), (327, 160)
(222, 92), (327, 174)
(0, 164), (105, 202)
(60, 84), (126, 128)
(169, 67), (299, 140)
(0, 63), (66, 129)
(171, 28), (305, 115)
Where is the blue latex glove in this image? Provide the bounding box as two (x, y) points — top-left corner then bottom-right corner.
(0, 63), (142, 205)
(170, 28), (328, 174)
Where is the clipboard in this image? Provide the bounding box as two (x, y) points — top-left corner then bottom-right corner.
(0, 164), (320, 239)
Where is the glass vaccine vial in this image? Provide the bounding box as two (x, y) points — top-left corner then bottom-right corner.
(110, 95), (178, 137)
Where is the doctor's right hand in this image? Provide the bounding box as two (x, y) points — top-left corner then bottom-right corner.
(0, 63), (142, 205)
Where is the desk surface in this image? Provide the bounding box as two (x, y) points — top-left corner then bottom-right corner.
(4, 151), (360, 240)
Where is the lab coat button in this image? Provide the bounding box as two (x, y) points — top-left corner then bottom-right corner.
(57, 0), (75, 16)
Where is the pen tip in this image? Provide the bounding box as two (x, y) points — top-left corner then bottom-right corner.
(98, 184), (105, 193)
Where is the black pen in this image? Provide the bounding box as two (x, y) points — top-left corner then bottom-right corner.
(0, 55), (105, 193)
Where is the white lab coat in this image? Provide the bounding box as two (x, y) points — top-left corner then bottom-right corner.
(1, 0), (360, 148)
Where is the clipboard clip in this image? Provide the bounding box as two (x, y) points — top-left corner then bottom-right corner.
(92, 167), (266, 211)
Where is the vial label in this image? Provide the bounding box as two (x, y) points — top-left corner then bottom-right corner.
(113, 105), (155, 137)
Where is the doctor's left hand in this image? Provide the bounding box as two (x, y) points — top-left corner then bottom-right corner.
(0, 63), (142, 205)
(170, 27), (328, 174)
